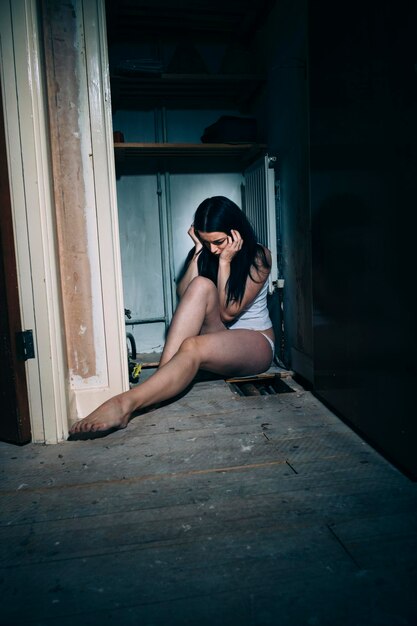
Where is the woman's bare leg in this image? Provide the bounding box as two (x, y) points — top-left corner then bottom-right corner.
(159, 276), (225, 367)
(69, 328), (273, 435)
(70, 277), (224, 435)
(69, 343), (202, 434)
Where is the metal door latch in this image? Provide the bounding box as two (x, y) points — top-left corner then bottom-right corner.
(16, 330), (36, 360)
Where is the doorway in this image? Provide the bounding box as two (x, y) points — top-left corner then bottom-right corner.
(106, 0), (280, 358)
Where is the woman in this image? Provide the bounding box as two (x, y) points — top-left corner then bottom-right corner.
(69, 196), (275, 435)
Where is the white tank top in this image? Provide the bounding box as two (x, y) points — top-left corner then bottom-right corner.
(227, 280), (272, 331)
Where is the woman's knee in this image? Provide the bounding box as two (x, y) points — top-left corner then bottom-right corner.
(186, 276), (217, 297)
(178, 335), (203, 362)
(179, 335), (199, 352)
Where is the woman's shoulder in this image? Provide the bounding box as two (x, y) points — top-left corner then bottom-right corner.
(256, 244), (272, 268)
(249, 244), (270, 283)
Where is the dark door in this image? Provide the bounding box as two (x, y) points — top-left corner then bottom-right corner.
(0, 76), (31, 444)
(308, 0), (417, 479)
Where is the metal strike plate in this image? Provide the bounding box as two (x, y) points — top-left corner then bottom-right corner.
(16, 330), (36, 360)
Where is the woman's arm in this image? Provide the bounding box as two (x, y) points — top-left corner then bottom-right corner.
(176, 225), (202, 298)
(217, 234), (271, 323)
(176, 249), (200, 298)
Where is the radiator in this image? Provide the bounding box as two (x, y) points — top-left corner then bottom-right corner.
(244, 154), (278, 290)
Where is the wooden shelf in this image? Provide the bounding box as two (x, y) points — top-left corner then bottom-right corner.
(110, 73), (266, 111)
(114, 142), (267, 174)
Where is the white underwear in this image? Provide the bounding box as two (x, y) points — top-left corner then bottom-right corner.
(260, 332), (275, 359)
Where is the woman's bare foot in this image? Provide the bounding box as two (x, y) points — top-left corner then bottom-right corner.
(68, 393), (136, 435)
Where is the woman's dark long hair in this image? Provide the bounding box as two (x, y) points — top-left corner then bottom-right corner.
(190, 196), (270, 305)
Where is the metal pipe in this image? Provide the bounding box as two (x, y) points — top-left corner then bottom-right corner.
(125, 317), (166, 325)
(164, 171), (177, 320)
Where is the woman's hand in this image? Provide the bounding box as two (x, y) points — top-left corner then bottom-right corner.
(219, 229), (243, 263)
(188, 224), (202, 253)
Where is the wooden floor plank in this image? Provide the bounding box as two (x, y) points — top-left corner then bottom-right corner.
(2, 485), (417, 571)
(2, 470), (416, 564)
(2, 534), (416, 625)
(0, 397), (387, 492)
(0, 526), (361, 623)
(13, 566), (417, 626)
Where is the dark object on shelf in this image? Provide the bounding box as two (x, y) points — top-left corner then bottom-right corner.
(201, 115), (258, 143)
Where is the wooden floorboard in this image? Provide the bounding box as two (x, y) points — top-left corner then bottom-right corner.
(1, 374), (416, 625)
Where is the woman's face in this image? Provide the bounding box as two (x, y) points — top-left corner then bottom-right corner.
(197, 231), (229, 256)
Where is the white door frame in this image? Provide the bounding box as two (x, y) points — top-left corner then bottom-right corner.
(0, 0), (127, 442)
